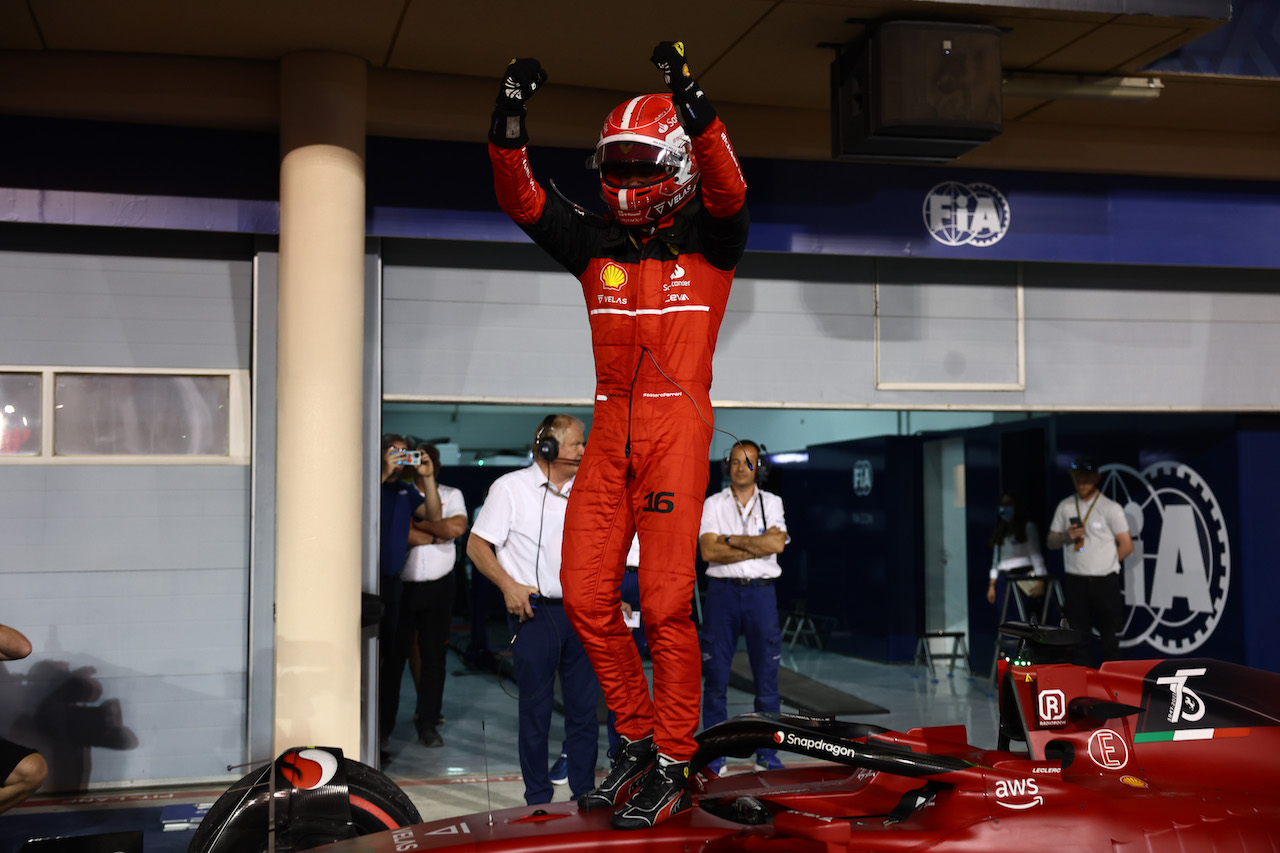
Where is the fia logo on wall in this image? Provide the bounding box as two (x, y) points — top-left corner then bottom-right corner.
(923, 181), (1010, 247)
(1098, 462), (1230, 655)
(852, 460), (874, 496)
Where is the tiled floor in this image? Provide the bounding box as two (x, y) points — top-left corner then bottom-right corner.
(1, 635), (1001, 849)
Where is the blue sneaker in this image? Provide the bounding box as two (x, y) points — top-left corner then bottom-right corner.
(549, 751), (569, 786)
(706, 757), (725, 776)
(755, 752), (785, 771)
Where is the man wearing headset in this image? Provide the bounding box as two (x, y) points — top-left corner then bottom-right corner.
(489, 41), (748, 828)
(698, 440), (789, 776)
(466, 415), (599, 806)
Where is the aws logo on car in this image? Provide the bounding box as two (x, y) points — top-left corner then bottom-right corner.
(1097, 461), (1231, 655)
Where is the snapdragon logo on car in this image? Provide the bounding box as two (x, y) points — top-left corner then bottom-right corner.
(923, 181), (1010, 247)
(1096, 461), (1230, 655)
(779, 731), (862, 760)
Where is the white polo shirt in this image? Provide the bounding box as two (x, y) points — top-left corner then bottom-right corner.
(700, 486), (788, 580)
(401, 483), (467, 582)
(1050, 491), (1130, 577)
(471, 463), (573, 599)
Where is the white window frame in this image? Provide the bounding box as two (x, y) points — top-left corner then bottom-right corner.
(0, 365), (250, 465)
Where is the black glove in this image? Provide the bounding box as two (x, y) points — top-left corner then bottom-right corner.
(650, 41), (716, 135)
(490, 58), (547, 148)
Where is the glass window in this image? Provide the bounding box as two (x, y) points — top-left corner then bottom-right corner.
(54, 374), (231, 456)
(0, 373), (42, 455)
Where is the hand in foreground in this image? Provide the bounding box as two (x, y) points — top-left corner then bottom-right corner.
(504, 582), (541, 622)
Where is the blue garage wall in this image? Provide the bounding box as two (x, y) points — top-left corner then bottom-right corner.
(769, 415), (1278, 672)
(3, 116), (1280, 270)
(1236, 430), (1280, 673)
(961, 414), (1264, 672)
(767, 436), (924, 663)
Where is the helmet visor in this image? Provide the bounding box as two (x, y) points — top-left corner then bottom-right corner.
(590, 138), (685, 187)
(600, 162), (674, 189)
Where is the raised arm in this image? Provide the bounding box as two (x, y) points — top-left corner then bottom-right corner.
(650, 41), (747, 220)
(488, 57), (549, 226)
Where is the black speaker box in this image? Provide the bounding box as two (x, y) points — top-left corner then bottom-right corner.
(832, 21), (1003, 162)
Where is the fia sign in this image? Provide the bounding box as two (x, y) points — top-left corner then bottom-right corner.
(923, 181), (1010, 247)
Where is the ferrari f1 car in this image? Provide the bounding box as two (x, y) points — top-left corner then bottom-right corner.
(192, 623), (1280, 852)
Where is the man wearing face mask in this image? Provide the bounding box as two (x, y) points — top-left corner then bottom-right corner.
(985, 492), (1047, 616)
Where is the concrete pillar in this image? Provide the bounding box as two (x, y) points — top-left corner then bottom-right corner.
(274, 52), (367, 756)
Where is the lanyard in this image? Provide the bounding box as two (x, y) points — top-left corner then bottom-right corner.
(735, 490), (766, 535)
(1074, 492), (1100, 527)
(1073, 492), (1100, 551)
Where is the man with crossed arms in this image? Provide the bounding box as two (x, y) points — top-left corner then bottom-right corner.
(698, 440), (789, 775)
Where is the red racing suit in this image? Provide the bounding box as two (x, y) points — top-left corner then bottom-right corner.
(489, 119), (748, 760)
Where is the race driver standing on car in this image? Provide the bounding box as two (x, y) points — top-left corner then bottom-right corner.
(489, 43), (748, 829)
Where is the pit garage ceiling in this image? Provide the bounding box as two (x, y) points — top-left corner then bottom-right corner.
(1, 0), (1277, 178)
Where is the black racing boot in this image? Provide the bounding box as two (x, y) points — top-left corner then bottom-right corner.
(578, 734), (656, 812)
(610, 753), (692, 830)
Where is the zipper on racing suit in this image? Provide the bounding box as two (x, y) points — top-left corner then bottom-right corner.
(624, 348), (646, 459)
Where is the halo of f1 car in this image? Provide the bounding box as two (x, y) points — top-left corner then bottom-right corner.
(191, 622), (1280, 852)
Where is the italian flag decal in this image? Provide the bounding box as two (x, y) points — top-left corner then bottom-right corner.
(1135, 727), (1250, 743)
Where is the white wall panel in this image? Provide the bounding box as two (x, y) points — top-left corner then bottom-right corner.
(0, 466), (247, 783)
(0, 236), (252, 789)
(0, 251), (251, 369)
(384, 265), (595, 400)
(0, 466), (250, 787)
(712, 275), (877, 404)
(382, 242), (1280, 411)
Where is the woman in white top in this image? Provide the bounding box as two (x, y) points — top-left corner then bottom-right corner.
(986, 492), (1047, 608)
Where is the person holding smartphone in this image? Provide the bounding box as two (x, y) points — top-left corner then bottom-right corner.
(378, 433), (442, 751)
(1047, 457), (1133, 666)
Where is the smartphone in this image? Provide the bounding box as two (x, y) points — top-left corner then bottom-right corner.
(398, 450), (423, 466)
(1069, 516), (1082, 527)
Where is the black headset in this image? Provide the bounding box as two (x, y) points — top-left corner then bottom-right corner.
(534, 414), (559, 463)
(722, 440), (769, 483)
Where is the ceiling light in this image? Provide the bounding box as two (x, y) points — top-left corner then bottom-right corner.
(1003, 73), (1164, 101)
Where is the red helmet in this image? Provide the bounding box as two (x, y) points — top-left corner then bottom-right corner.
(589, 94), (699, 226)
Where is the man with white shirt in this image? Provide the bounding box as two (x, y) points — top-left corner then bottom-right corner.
(698, 440), (789, 774)
(467, 414), (599, 806)
(1047, 456), (1134, 666)
(382, 442), (468, 749)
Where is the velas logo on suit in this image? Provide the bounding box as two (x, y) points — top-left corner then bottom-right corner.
(1097, 461), (1230, 655)
(601, 263), (628, 290)
(923, 181), (1010, 247)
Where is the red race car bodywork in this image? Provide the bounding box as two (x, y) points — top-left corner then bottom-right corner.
(308, 624), (1280, 852)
